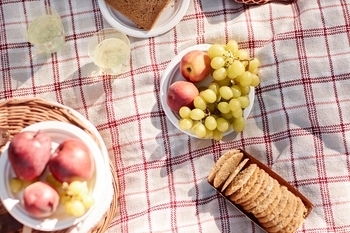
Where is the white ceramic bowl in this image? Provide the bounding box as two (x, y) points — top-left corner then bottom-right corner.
(0, 121), (105, 231)
(160, 44), (255, 139)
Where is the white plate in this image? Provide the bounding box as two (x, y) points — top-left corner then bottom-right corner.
(98, 0), (190, 38)
(160, 44), (255, 139)
(0, 121), (106, 231)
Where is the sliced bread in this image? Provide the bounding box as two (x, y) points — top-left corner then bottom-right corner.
(104, 0), (172, 30)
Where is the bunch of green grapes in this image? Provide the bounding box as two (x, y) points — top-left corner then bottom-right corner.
(178, 40), (260, 140)
(46, 174), (95, 217)
(60, 180), (95, 217)
(208, 40), (260, 86)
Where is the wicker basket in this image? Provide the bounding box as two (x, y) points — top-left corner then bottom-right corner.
(0, 98), (118, 233)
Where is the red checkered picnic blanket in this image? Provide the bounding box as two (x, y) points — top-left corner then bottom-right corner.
(1, 0), (350, 232)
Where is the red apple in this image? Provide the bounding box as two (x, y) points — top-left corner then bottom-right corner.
(23, 181), (59, 218)
(180, 50), (211, 82)
(8, 131), (52, 181)
(166, 80), (199, 112)
(49, 138), (95, 183)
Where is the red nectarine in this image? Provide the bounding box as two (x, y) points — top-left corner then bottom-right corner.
(166, 81), (199, 112)
(180, 50), (211, 82)
(8, 131), (52, 181)
(23, 181), (59, 218)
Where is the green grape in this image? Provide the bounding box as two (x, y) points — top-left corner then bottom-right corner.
(193, 96), (207, 110)
(190, 109), (205, 120)
(250, 73), (260, 87)
(216, 118), (230, 132)
(219, 86), (233, 100)
(204, 129), (214, 139)
(64, 200), (73, 215)
(208, 82), (220, 95)
(238, 96), (250, 108)
(179, 118), (193, 130)
(212, 67), (227, 81)
(250, 67), (259, 75)
(200, 89), (217, 103)
(228, 98), (241, 112)
(9, 177), (23, 194)
(231, 85), (242, 98)
(237, 71), (253, 87)
(79, 183), (89, 195)
(207, 44), (226, 59)
(233, 117), (246, 132)
(232, 108), (243, 118)
(238, 84), (250, 95)
(248, 57), (260, 72)
(82, 194), (95, 209)
(46, 173), (62, 188)
(193, 122), (206, 138)
(67, 180), (84, 196)
(69, 200), (86, 217)
(216, 77), (232, 87)
(217, 102), (230, 114)
(204, 115), (217, 130)
(179, 106), (192, 118)
(227, 60), (245, 79)
(213, 129), (223, 141)
(190, 121), (200, 134)
(226, 40), (239, 54)
(223, 50), (233, 58)
(236, 49), (249, 60)
(211, 56), (225, 69)
(221, 111), (233, 120)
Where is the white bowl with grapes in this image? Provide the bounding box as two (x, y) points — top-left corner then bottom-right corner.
(160, 42), (260, 140)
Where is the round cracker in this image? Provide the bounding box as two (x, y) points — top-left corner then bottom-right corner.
(224, 163), (258, 196)
(254, 185), (284, 219)
(208, 149), (239, 184)
(243, 175), (275, 212)
(229, 166), (260, 202)
(270, 196), (306, 232)
(235, 169), (267, 205)
(251, 178), (280, 215)
(279, 198), (307, 233)
(221, 158), (248, 192)
(213, 152), (244, 189)
(239, 171), (270, 209)
(261, 190), (297, 229)
(257, 186), (290, 224)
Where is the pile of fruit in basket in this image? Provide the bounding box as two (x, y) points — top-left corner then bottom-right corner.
(8, 130), (95, 218)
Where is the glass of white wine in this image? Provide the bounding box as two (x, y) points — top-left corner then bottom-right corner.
(88, 28), (131, 76)
(25, 4), (65, 54)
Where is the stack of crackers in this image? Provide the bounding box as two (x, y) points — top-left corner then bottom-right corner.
(208, 149), (311, 233)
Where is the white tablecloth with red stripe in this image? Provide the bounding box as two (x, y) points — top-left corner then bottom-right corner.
(1, 0), (350, 232)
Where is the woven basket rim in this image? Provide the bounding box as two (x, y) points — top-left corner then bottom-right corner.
(0, 97), (118, 233)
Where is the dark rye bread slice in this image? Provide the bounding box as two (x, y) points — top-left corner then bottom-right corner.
(104, 0), (172, 30)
